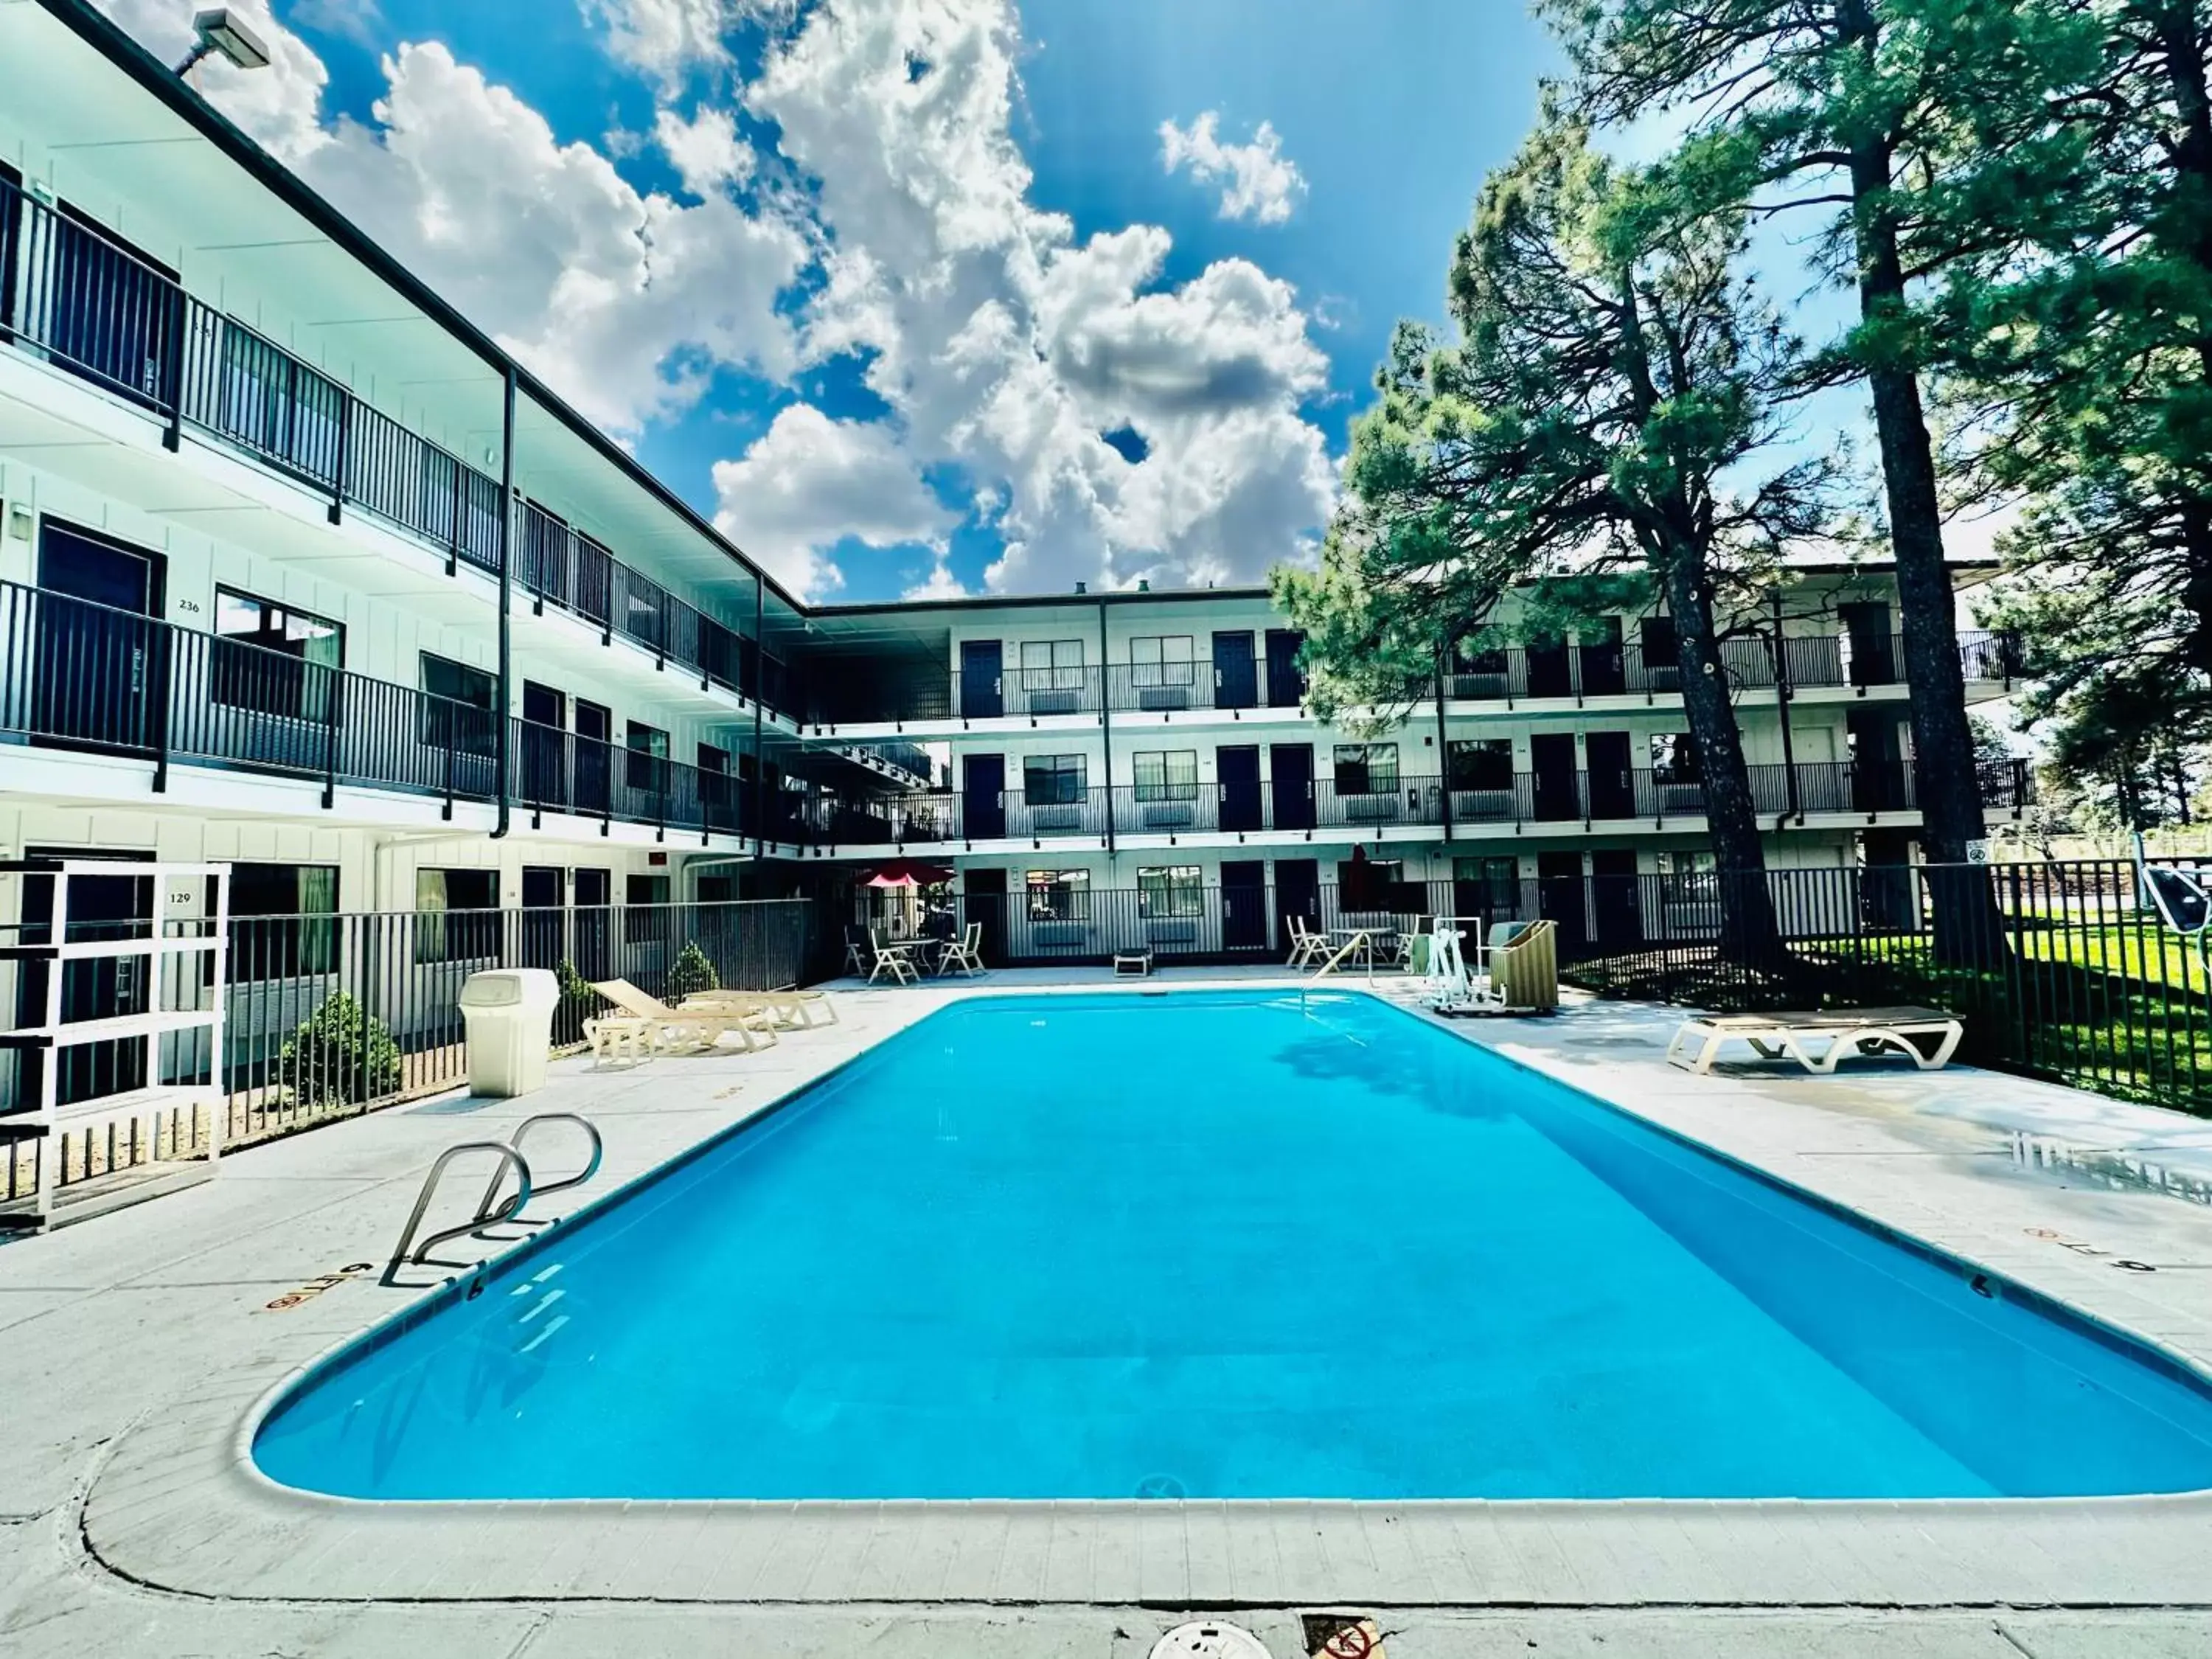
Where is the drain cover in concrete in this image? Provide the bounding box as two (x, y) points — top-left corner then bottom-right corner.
(1150, 1621), (1273, 1659)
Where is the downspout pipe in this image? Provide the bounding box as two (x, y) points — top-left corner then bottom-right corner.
(1770, 587), (1799, 831)
(1433, 653), (1453, 845)
(1097, 598), (1116, 858)
(491, 364), (517, 839)
(752, 580), (768, 863)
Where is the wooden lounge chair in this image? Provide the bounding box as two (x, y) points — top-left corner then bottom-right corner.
(1666, 1006), (1964, 1076)
(585, 978), (779, 1060)
(679, 985), (838, 1029)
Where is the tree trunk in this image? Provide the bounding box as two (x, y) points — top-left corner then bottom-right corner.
(2149, 0), (2212, 675)
(1846, 146), (1990, 868)
(1660, 545), (1781, 968)
(1834, 0), (1999, 965)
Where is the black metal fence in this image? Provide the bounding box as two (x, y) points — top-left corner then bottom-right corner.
(1551, 860), (2210, 1114)
(855, 860), (2207, 1114)
(1, 898), (813, 1206)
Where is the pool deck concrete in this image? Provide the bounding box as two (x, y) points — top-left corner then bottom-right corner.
(7, 968), (2212, 1656)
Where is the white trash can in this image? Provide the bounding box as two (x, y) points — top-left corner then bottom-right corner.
(458, 968), (560, 1098)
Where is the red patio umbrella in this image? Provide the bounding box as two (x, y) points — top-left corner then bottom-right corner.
(863, 860), (953, 888)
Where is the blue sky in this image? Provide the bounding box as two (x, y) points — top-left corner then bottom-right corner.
(125, 0), (1562, 602)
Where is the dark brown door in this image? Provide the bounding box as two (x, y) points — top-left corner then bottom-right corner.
(1585, 731), (1635, 819)
(1269, 743), (1315, 830)
(1531, 733), (1581, 821)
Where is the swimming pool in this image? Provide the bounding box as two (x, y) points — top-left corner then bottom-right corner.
(253, 990), (2212, 1502)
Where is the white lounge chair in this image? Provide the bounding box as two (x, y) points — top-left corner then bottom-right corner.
(585, 978), (779, 1060)
(680, 986), (837, 1029)
(1666, 1006), (1964, 1075)
(936, 922), (986, 977)
(1285, 915), (1328, 969)
(867, 928), (921, 985)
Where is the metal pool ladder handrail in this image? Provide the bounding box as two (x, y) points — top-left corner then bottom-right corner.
(476, 1112), (604, 1226)
(382, 1141), (534, 1285)
(1300, 928), (1376, 1017)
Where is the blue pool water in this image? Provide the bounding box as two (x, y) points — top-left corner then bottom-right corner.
(254, 992), (2212, 1501)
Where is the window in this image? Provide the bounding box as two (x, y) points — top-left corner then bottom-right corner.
(1138, 865), (1203, 918)
(1658, 849), (1716, 902)
(1454, 855), (1520, 914)
(212, 588), (342, 721)
(1640, 616), (1679, 675)
(1023, 753), (1087, 804)
(227, 863), (338, 979)
(1018, 639), (1084, 688)
(1026, 868), (1090, 920)
(1650, 731), (1701, 785)
(1333, 742), (1399, 796)
(419, 652), (497, 756)
(626, 721), (668, 792)
(1128, 634), (1195, 688)
(625, 872), (671, 943)
(1132, 750), (1198, 802)
(415, 868), (500, 962)
(1447, 738), (1513, 792)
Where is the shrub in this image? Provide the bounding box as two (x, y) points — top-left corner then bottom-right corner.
(277, 992), (403, 1109)
(666, 939), (719, 1001)
(553, 959), (598, 1046)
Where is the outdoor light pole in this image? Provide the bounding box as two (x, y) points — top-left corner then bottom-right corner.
(174, 8), (271, 78)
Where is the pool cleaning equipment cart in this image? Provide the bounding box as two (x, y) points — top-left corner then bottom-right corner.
(0, 859), (231, 1231)
(1422, 917), (1560, 1017)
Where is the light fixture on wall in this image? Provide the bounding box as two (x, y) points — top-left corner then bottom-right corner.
(4, 504), (31, 543)
(174, 10), (271, 77)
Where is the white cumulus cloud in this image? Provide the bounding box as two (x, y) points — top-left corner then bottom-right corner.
(1158, 111), (1306, 226)
(580, 0), (790, 84)
(750, 0), (1335, 594)
(94, 0), (1340, 597)
(654, 104), (753, 195)
(712, 403), (959, 599)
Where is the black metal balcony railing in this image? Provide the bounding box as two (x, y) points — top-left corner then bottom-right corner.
(508, 718), (740, 840)
(0, 580), (753, 840)
(801, 630), (2014, 730)
(514, 498), (793, 703)
(766, 757), (2034, 850)
(0, 176), (797, 715)
(1442, 632), (2017, 703)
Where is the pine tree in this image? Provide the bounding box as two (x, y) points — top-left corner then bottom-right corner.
(1277, 119), (1834, 962)
(1945, 0), (2212, 771)
(1542, 0), (2101, 888)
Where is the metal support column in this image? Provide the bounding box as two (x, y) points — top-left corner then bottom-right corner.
(492, 366), (516, 839)
(1771, 588), (1800, 824)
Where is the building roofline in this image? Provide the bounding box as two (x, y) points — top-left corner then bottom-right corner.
(38, 0), (818, 619)
(807, 586), (1275, 621)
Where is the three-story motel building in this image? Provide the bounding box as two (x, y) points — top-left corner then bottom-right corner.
(0, 0), (2026, 990)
